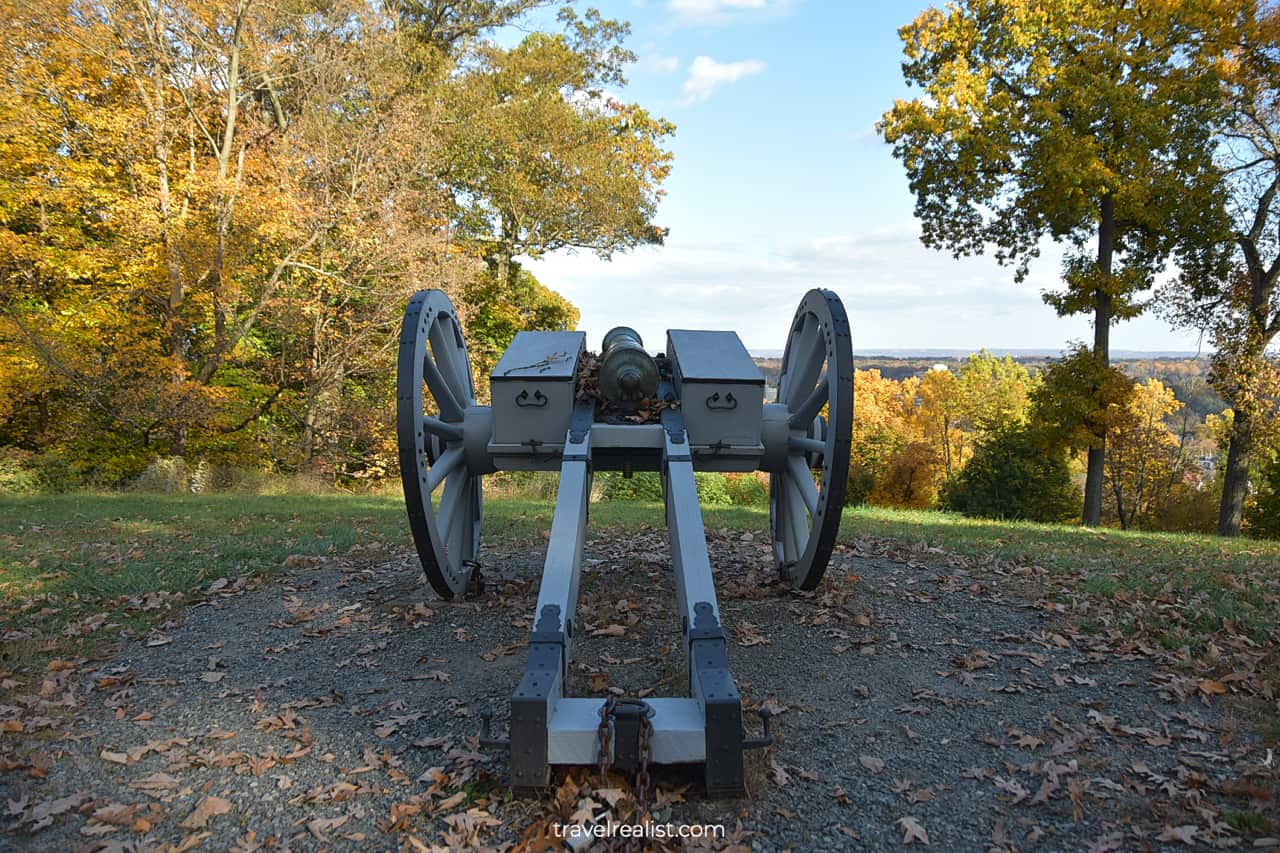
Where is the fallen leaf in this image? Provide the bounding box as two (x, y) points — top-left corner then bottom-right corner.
(1156, 825), (1200, 845)
(898, 816), (929, 844)
(859, 755), (885, 773)
(179, 796), (232, 829)
(307, 815), (349, 839)
(130, 772), (179, 792)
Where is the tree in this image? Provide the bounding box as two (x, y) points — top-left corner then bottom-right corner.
(0, 0), (672, 486)
(880, 0), (1236, 525)
(1246, 445), (1280, 537)
(441, 7), (674, 287)
(1103, 378), (1184, 529)
(849, 369), (919, 504)
(463, 263), (580, 381)
(957, 350), (1035, 431)
(941, 424), (1078, 522)
(906, 353), (1036, 498)
(1165, 2), (1280, 535)
(912, 366), (964, 486)
(871, 441), (940, 508)
(1031, 344), (1134, 477)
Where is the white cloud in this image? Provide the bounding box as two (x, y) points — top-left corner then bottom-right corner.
(522, 230), (1205, 354)
(679, 56), (766, 105)
(669, 0), (767, 17)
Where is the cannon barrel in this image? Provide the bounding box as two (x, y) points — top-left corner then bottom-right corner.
(600, 326), (659, 403)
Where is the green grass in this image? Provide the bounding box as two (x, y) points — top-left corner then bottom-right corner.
(845, 506), (1280, 646)
(3, 493), (1279, 677)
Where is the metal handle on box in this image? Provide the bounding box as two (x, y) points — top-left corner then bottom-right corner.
(515, 389), (548, 408)
(705, 392), (737, 411)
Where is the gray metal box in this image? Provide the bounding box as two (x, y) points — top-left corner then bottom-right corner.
(490, 331), (585, 447)
(666, 330), (764, 449)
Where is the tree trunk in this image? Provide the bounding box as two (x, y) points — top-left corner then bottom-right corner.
(300, 389), (318, 463)
(1218, 408), (1252, 536)
(170, 423), (188, 457)
(1083, 194), (1115, 527)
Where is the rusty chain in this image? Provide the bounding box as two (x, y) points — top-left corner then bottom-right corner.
(594, 696), (657, 851)
(596, 694), (617, 787)
(634, 708), (654, 814)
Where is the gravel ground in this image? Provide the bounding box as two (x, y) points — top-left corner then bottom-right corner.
(2, 526), (1272, 851)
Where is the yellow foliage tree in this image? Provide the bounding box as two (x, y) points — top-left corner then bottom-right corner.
(1104, 379), (1186, 530)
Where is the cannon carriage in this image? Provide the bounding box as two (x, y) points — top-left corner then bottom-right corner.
(396, 289), (852, 795)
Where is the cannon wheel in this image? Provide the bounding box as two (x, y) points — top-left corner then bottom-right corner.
(769, 289), (853, 590)
(397, 289), (483, 599)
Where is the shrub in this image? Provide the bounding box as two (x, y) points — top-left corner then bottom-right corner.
(0, 448), (40, 495)
(596, 471), (665, 502)
(942, 425), (1078, 522)
(131, 457), (195, 493)
(594, 471), (743, 506)
(693, 472), (733, 506)
(1245, 454), (1280, 539)
(723, 472), (769, 507)
(1146, 478), (1220, 534)
(870, 441), (939, 508)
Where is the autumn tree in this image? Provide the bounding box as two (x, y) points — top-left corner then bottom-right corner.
(880, 0), (1236, 525)
(1104, 379), (1185, 529)
(912, 367), (964, 486)
(441, 7), (674, 288)
(957, 351), (1035, 431)
(906, 352), (1035, 499)
(849, 369), (919, 504)
(1031, 344), (1134, 469)
(463, 264), (580, 381)
(0, 0), (673, 486)
(1165, 2), (1280, 535)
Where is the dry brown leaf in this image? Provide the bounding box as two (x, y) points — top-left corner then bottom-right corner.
(179, 796), (232, 829)
(130, 772), (178, 792)
(307, 815), (349, 839)
(1197, 679), (1227, 696)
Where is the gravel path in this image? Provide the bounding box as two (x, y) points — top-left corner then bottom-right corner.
(2, 526), (1272, 851)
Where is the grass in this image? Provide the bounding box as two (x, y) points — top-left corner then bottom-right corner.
(3, 493), (1279, 676)
(846, 506), (1280, 646)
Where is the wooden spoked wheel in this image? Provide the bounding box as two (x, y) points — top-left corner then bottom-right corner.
(769, 289), (853, 590)
(396, 289), (483, 599)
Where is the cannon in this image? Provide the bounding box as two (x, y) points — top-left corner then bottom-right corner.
(396, 289), (852, 795)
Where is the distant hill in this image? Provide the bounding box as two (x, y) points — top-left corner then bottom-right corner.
(750, 352), (1223, 419)
(750, 348), (1205, 359)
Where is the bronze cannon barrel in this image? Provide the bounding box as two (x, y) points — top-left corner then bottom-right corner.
(600, 326), (659, 403)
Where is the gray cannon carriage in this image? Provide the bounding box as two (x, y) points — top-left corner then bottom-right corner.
(395, 289), (852, 796)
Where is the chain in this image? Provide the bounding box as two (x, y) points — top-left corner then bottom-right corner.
(596, 696), (656, 852)
(596, 694), (617, 787)
(634, 710), (654, 814)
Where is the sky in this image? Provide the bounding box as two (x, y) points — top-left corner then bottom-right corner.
(516, 0), (1211, 355)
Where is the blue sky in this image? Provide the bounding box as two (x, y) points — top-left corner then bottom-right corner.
(519, 0), (1209, 354)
